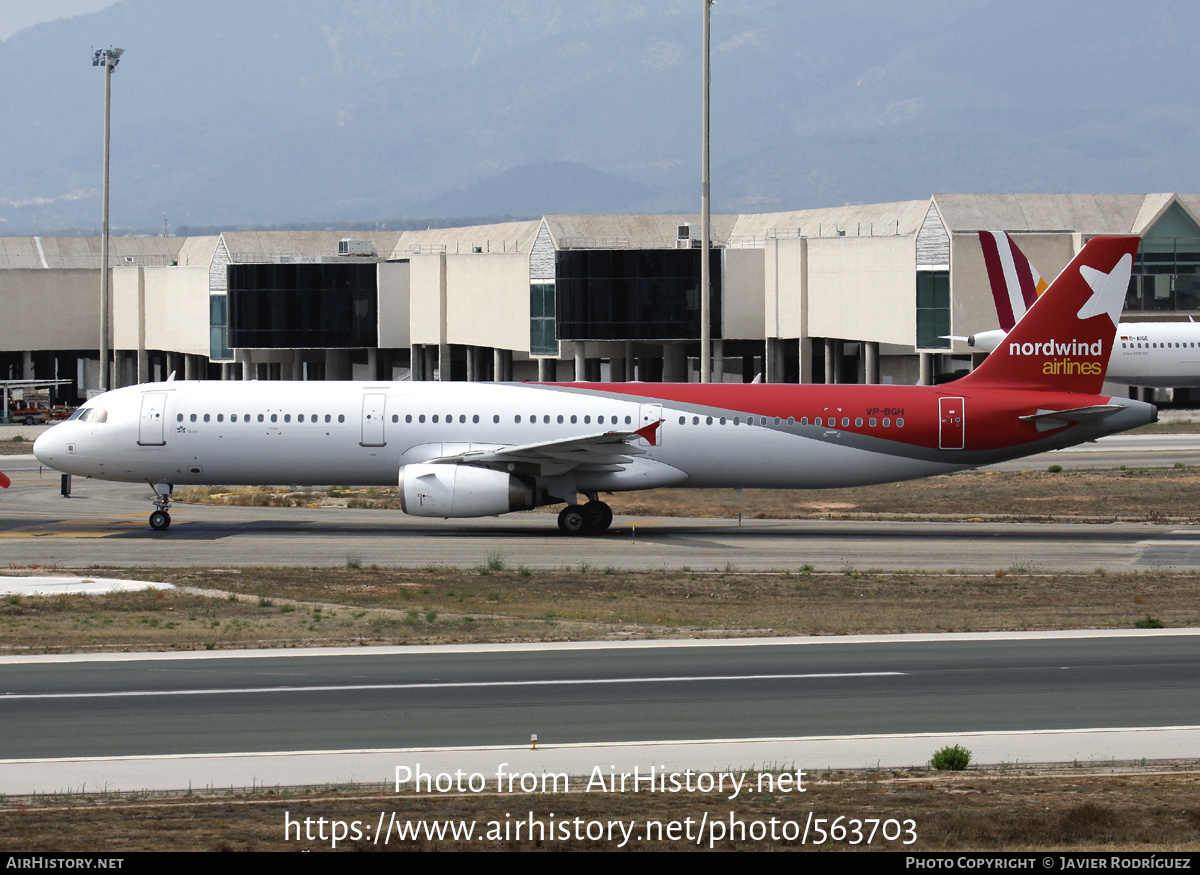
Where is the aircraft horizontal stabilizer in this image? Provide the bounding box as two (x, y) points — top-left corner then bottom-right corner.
(1019, 404), (1128, 432)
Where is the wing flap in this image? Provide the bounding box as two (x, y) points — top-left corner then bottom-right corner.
(424, 423), (661, 476)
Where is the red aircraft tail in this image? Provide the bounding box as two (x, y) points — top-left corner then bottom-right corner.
(959, 235), (1138, 394)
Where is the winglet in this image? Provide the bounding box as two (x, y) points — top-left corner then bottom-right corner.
(635, 420), (663, 447)
(0, 471), (9, 489)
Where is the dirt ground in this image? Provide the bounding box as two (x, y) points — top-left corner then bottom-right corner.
(1, 566), (1196, 653)
(1, 767), (1196, 851)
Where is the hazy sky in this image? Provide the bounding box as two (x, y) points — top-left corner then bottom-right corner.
(0, 0), (113, 40)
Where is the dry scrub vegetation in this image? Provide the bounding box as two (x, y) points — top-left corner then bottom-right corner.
(1, 565), (1197, 653)
(0, 768), (1196, 851)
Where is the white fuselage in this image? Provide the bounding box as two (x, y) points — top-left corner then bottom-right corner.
(33, 381), (961, 493)
(33, 380), (1154, 507)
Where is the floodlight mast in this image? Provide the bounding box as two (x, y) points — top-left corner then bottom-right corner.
(93, 46), (123, 393)
(700, 1), (712, 383)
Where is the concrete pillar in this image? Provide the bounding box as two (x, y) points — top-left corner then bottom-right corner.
(493, 348), (506, 382)
(865, 342), (880, 385)
(239, 350), (253, 380)
(424, 346), (437, 381)
(438, 344), (451, 381)
(797, 338), (813, 384)
(184, 354), (196, 381)
(537, 358), (557, 381)
(766, 338), (786, 384)
(465, 346), (476, 382)
(366, 348), (378, 382)
(919, 352), (935, 386)
(22, 350), (33, 380)
(574, 346), (587, 382)
(410, 345), (423, 381)
(221, 362), (231, 381)
(823, 339), (835, 384)
(663, 344), (687, 382)
(325, 349), (351, 381)
(712, 339), (723, 383)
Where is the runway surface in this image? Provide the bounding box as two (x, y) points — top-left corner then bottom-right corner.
(3, 436), (1199, 794)
(1, 632), (1196, 794)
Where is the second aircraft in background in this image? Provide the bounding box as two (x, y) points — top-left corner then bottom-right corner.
(963, 231), (1200, 388)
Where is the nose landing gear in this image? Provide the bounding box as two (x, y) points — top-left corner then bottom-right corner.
(148, 483), (173, 531)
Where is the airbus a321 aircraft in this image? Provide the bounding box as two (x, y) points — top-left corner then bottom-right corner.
(965, 231), (1200, 387)
(34, 236), (1153, 535)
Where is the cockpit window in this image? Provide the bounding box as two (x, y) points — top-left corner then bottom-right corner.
(75, 407), (108, 423)
(66, 408), (85, 422)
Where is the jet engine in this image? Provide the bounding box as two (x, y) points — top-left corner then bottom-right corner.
(398, 464), (537, 518)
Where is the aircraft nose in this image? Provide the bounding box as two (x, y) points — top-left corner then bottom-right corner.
(32, 429), (59, 466)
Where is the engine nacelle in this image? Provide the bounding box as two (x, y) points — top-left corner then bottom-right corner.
(398, 464), (536, 518)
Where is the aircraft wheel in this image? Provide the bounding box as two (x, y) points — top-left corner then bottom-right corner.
(585, 500), (613, 533)
(557, 505), (590, 535)
(149, 510), (171, 531)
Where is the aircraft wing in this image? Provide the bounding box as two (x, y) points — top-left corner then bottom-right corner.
(427, 421), (662, 477)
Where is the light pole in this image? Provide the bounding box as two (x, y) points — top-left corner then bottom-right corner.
(93, 46), (123, 393)
(700, 1), (712, 383)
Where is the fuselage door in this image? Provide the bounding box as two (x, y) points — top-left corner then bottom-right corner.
(137, 392), (167, 447)
(939, 396), (965, 450)
(639, 404), (663, 445)
(361, 393), (387, 447)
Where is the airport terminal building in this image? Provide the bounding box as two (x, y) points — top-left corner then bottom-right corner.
(4, 192), (1199, 404)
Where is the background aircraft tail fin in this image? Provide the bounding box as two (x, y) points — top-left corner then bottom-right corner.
(959, 236), (1138, 394)
(979, 231), (1047, 331)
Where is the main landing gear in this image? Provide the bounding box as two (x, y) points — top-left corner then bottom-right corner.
(148, 483), (173, 531)
(557, 499), (613, 536)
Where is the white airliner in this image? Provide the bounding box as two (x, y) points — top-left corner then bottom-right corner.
(965, 231), (1200, 387)
(34, 236), (1154, 535)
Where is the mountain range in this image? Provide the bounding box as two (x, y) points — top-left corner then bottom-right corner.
(1, 0), (1198, 234)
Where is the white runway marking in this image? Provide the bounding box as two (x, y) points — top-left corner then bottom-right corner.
(0, 672), (905, 701)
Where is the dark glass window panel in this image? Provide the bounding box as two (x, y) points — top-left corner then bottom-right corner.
(227, 263), (378, 348)
(554, 249), (722, 341)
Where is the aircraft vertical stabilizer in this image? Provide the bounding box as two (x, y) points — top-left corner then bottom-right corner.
(959, 236), (1138, 394)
